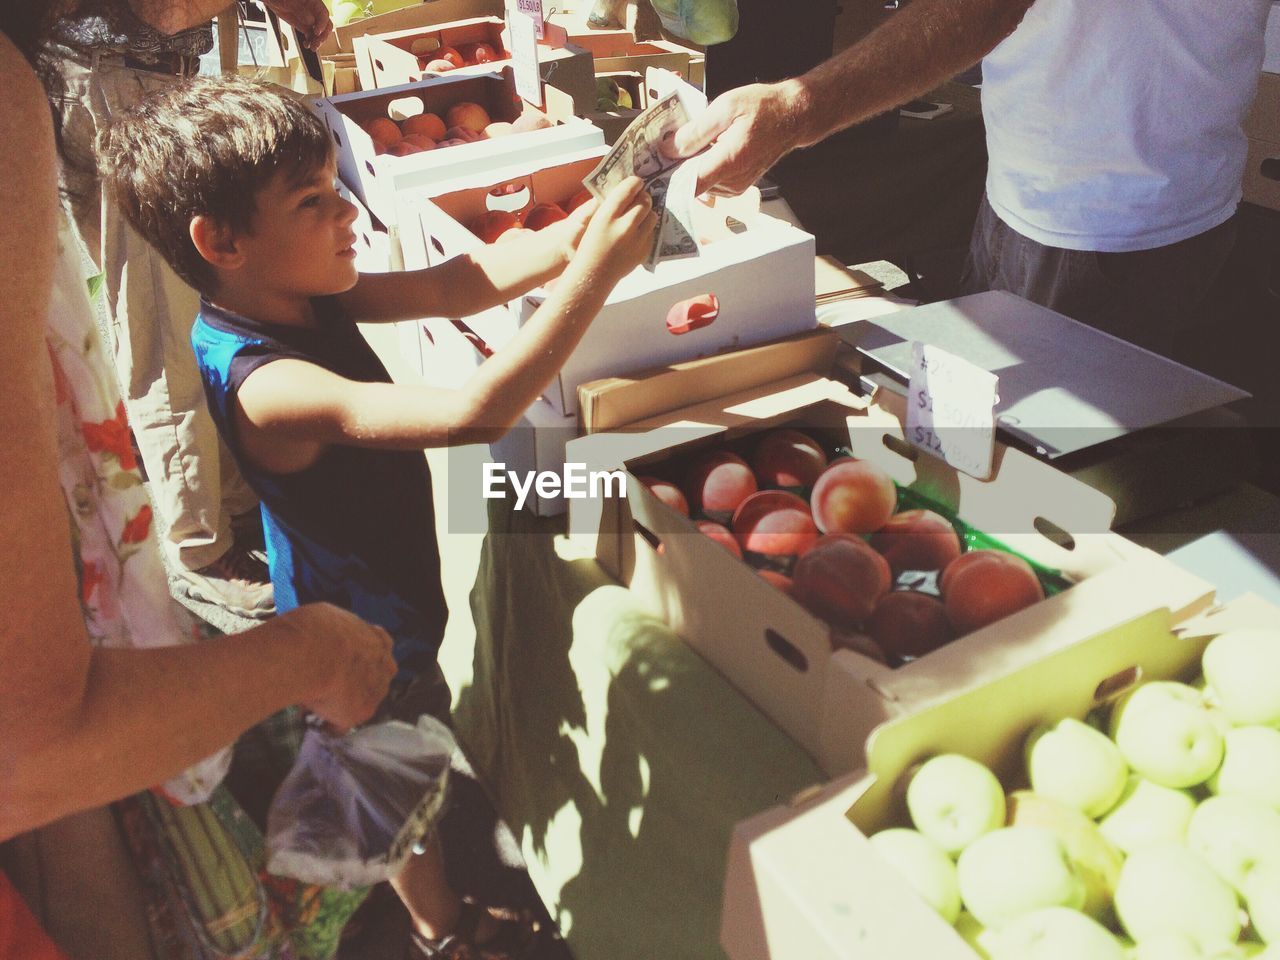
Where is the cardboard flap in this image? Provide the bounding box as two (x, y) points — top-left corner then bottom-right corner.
(1174, 591), (1280, 640)
(644, 65), (707, 114)
(578, 329), (840, 433)
(359, 34), (425, 87)
(852, 606), (1208, 831)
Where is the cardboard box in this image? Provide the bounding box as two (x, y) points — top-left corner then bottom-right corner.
(417, 315), (488, 388)
(587, 70), (647, 143)
(560, 27), (697, 79)
(340, 180), (398, 272)
(353, 18), (597, 114)
(315, 70), (604, 225)
(1247, 70), (1280, 143)
(566, 341), (1216, 776)
(317, 0), (504, 56)
(720, 594), (1279, 960)
(1244, 134), (1280, 212)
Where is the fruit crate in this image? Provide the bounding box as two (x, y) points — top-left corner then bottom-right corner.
(353, 17), (596, 114)
(568, 372), (1216, 776)
(721, 593), (1280, 960)
(314, 69), (603, 226)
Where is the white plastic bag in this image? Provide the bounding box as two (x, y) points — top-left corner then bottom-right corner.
(265, 715), (455, 889)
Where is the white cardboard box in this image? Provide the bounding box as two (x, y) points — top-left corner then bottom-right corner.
(340, 180), (397, 273)
(487, 395), (581, 516)
(315, 70), (603, 226)
(719, 593), (1280, 960)
(567, 364), (1215, 776)
(1244, 134), (1280, 212)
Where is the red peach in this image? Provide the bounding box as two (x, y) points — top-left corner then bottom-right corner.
(941, 549), (1045, 635)
(639, 476), (689, 517)
(829, 628), (888, 663)
(666, 295), (719, 335)
(749, 428), (828, 489)
(435, 45), (465, 68)
(696, 520), (742, 559)
(523, 202), (567, 231)
(470, 42), (498, 63)
(867, 591), (954, 660)
(443, 125), (485, 143)
(435, 139), (469, 148)
(791, 533), (892, 629)
(685, 451), (758, 522)
(731, 490), (818, 558)
(363, 117), (402, 149)
(757, 569), (794, 595)
(386, 139), (425, 156)
(471, 209), (520, 244)
(422, 58), (457, 72)
(810, 457), (897, 535)
(401, 133), (436, 151)
(446, 102), (491, 133)
(402, 112), (446, 140)
(869, 509), (962, 575)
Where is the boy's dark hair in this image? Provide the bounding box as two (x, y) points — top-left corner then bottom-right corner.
(98, 74), (334, 293)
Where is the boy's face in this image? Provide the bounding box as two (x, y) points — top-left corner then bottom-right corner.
(233, 158), (361, 299)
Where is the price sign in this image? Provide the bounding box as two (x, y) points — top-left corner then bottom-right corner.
(515, 0), (545, 38)
(906, 341), (999, 480)
(507, 4), (542, 107)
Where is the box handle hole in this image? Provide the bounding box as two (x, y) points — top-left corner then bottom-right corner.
(332, 129), (343, 148)
(633, 518), (662, 552)
(1033, 517), (1076, 551)
(365, 160), (376, 177)
(431, 236), (445, 256)
(764, 628), (808, 673)
(1095, 666), (1141, 704)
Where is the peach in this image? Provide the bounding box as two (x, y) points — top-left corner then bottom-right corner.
(523, 202), (567, 231)
(402, 112), (446, 140)
(696, 520), (742, 559)
(511, 110), (553, 133)
(435, 45), (465, 68)
(422, 59), (457, 73)
(731, 490), (818, 559)
(435, 139), (469, 148)
(867, 591), (954, 661)
(869, 508), (962, 575)
(749, 428), (828, 489)
(443, 125), (485, 143)
(639, 476), (688, 517)
(470, 42), (498, 63)
(363, 117), (402, 150)
(791, 533), (892, 629)
(471, 210), (520, 244)
(565, 188), (594, 213)
(446, 102), (491, 133)
(666, 295), (719, 335)
(400, 133), (436, 151)
(810, 457), (897, 535)
(483, 121), (515, 138)
(757, 569), (793, 595)
(941, 549), (1045, 635)
(829, 628), (888, 664)
(685, 451), (757, 522)
(386, 139), (426, 156)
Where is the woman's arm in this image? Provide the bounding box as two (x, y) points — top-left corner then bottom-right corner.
(0, 35), (394, 841)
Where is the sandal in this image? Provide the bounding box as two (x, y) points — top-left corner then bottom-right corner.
(407, 899), (542, 960)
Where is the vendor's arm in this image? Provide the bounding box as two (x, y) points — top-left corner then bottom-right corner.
(671, 0), (1035, 195)
(234, 180), (653, 462)
(340, 200), (597, 323)
(130, 0), (333, 49)
(0, 35), (394, 840)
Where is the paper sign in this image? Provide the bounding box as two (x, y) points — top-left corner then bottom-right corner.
(515, 0), (545, 38)
(906, 341), (999, 480)
(507, 6), (542, 108)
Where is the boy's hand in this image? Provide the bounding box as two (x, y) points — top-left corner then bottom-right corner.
(571, 177), (657, 284)
(540, 196), (599, 267)
(287, 603), (397, 732)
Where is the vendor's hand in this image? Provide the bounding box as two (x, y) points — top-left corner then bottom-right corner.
(262, 0), (334, 50)
(572, 177), (656, 283)
(665, 80), (809, 197)
(287, 603), (396, 732)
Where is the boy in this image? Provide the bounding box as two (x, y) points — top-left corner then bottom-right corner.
(99, 74), (655, 960)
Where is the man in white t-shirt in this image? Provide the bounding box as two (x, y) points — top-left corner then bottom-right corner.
(667, 0), (1271, 358)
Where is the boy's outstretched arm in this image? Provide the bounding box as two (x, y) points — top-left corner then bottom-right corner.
(235, 179), (655, 465)
(339, 199), (598, 324)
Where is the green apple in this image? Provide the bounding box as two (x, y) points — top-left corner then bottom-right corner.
(1131, 933), (1210, 960)
(331, 0), (364, 27)
(977, 907), (1125, 960)
(906, 753), (1006, 855)
(1187, 795), (1280, 892)
(1007, 791), (1123, 920)
(867, 828), (961, 923)
(955, 911), (989, 958)
(1099, 774), (1197, 854)
(956, 826), (1085, 927)
(1115, 843), (1241, 950)
(1211, 726), (1280, 811)
(1026, 718), (1129, 817)
(1111, 681), (1225, 788)
(1202, 628), (1280, 726)
(1244, 861), (1280, 943)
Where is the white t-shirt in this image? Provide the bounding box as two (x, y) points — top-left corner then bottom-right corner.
(982, 0), (1270, 252)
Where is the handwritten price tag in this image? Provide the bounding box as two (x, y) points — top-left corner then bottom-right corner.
(515, 0), (544, 37)
(507, 7), (542, 107)
(906, 341), (999, 480)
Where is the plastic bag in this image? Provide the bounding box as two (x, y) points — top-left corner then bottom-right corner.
(264, 716), (455, 889)
(647, 0), (739, 45)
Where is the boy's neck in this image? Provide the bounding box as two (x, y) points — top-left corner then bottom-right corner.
(209, 282), (317, 328)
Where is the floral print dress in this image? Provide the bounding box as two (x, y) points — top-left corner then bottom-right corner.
(40, 217), (367, 959)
